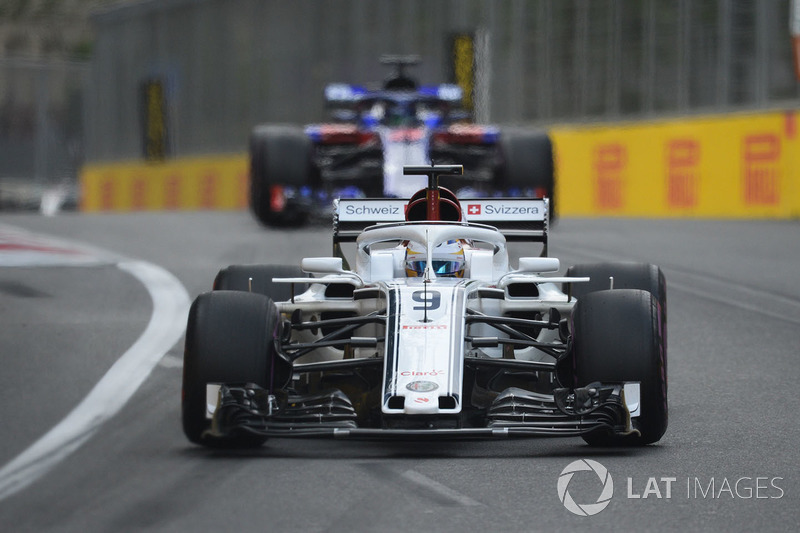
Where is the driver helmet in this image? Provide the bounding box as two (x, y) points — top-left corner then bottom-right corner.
(405, 240), (466, 278)
(385, 101), (415, 126)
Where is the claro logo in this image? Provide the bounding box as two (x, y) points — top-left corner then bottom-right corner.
(400, 370), (446, 377)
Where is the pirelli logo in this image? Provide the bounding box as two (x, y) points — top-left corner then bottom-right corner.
(594, 143), (626, 210)
(742, 134), (781, 206)
(666, 139), (700, 208)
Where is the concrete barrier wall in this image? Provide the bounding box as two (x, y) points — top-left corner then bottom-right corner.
(81, 110), (800, 218)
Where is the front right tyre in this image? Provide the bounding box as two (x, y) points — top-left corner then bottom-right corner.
(182, 290), (283, 448)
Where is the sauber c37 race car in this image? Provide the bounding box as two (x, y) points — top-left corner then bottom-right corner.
(248, 56), (554, 226)
(183, 165), (667, 448)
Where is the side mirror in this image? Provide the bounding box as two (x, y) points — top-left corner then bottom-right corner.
(301, 257), (345, 274)
(517, 257), (560, 273)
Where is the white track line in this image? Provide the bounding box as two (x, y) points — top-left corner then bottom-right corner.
(0, 259), (190, 501)
(400, 470), (481, 506)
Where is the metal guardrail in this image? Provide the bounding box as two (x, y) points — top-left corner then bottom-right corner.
(0, 58), (88, 210)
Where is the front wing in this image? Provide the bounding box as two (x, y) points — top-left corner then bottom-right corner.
(204, 372), (641, 441)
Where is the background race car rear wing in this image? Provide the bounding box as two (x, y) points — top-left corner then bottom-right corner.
(333, 197), (550, 256)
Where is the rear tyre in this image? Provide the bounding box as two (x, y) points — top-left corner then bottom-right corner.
(182, 291), (283, 448)
(572, 289), (668, 446)
(249, 124), (313, 226)
(564, 262), (667, 324)
(214, 264), (309, 302)
(498, 129), (556, 218)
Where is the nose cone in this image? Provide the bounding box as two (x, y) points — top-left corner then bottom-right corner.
(403, 393), (439, 414)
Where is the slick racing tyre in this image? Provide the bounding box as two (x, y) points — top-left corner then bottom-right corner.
(571, 289), (668, 446)
(249, 124), (313, 226)
(182, 291), (286, 448)
(564, 262), (667, 324)
(214, 264), (309, 302)
(498, 129), (556, 218)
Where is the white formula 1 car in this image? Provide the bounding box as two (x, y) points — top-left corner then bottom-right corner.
(182, 165), (667, 448)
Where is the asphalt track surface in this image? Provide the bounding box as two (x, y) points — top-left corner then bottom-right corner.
(0, 210), (798, 532)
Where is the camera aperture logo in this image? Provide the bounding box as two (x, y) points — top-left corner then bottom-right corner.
(557, 459), (614, 516)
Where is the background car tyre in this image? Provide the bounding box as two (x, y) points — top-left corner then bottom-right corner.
(213, 264), (309, 302)
(571, 289), (668, 446)
(249, 124), (313, 226)
(182, 290), (283, 448)
(498, 128), (556, 218)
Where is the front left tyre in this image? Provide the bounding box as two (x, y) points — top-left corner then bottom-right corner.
(182, 290), (283, 447)
(571, 289), (668, 446)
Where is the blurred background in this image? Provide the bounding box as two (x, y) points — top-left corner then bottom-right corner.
(1, 0), (799, 214)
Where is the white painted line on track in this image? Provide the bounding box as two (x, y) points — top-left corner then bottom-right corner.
(0, 224), (118, 267)
(0, 258), (190, 501)
(158, 353), (185, 369)
(400, 470), (481, 506)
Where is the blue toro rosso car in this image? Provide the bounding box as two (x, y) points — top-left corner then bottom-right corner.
(249, 56), (554, 225)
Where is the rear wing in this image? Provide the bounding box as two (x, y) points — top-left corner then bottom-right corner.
(333, 197), (550, 255)
(324, 83), (463, 106)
